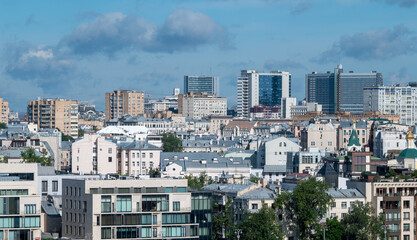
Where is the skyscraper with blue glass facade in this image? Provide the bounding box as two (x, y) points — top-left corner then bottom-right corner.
(237, 70), (291, 118)
(184, 76), (219, 96)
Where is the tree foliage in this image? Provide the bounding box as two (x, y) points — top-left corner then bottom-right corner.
(57, 128), (75, 142)
(274, 178), (333, 240)
(0, 122), (6, 129)
(212, 199), (235, 240)
(313, 217), (344, 240)
(21, 148), (52, 166)
(162, 133), (183, 152)
(184, 172), (213, 190)
(341, 202), (385, 240)
(148, 168), (161, 178)
(78, 128), (85, 137)
(238, 206), (284, 240)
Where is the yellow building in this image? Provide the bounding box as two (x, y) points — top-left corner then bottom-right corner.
(0, 98), (9, 123)
(105, 90), (145, 121)
(27, 98), (78, 137)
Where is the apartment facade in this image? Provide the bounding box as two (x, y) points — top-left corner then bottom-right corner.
(0, 163), (42, 240)
(180, 92), (227, 120)
(237, 70), (291, 118)
(27, 98), (79, 137)
(184, 76), (219, 96)
(117, 141), (162, 176)
(364, 85), (417, 125)
(207, 115), (233, 135)
(71, 134), (117, 175)
(301, 123), (337, 152)
(0, 98), (9, 123)
(62, 178), (207, 240)
(105, 90), (145, 121)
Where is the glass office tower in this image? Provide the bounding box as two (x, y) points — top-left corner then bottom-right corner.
(184, 76), (219, 96)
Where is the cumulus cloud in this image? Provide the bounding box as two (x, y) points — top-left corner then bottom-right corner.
(372, 0), (417, 7)
(60, 9), (232, 56)
(313, 25), (417, 63)
(264, 59), (306, 70)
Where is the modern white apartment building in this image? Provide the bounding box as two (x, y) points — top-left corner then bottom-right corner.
(0, 163), (42, 240)
(180, 92), (227, 120)
(364, 85), (417, 125)
(62, 178), (209, 240)
(71, 134), (117, 175)
(237, 70), (291, 118)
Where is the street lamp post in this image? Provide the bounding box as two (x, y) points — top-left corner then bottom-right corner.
(323, 226), (327, 240)
(235, 229), (242, 240)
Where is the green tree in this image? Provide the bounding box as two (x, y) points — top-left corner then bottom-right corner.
(313, 217), (344, 240)
(274, 178), (333, 240)
(184, 172), (213, 190)
(239, 206), (284, 240)
(249, 175), (261, 183)
(21, 148), (52, 166)
(148, 168), (161, 178)
(341, 202), (385, 240)
(0, 122), (6, 129)
(162, 133), (183, 152)
(212, 199), (234, 240)
(56, 128), (75, 142)
(78, 128), (85, 137)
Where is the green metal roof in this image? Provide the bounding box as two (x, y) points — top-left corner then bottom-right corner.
(348, 129), (361, 147)
(398, 148), (417, 159)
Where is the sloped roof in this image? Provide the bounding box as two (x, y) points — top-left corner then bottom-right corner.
(317, 162), (338, 176)
(98, 126), (148, 135)
(398, 148), (417, 159)
(118, 141), (161, 150)
(347, 129), (361, 147)
(224, 121), (257, 130)
(237, 188), (276, 200)
(326, 188), (364, 198)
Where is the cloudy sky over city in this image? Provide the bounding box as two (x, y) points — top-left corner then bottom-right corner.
(1, 0), (416, 111)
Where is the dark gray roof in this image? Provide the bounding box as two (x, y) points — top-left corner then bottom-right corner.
(0, 148), (43, 158)
(61, 141), (72, 151)
(202, 183), (255, 195)
(41, 201), (59, 216)
(237, 188), (276, 200)
(339, 119), (368, 129)
(118, 141), (161, 150)
(263, 165), (287, 173)
(317, 162), (338, 176)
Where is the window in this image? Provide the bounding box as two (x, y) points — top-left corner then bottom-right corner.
(132, 153), (135, 158)
(252, 203), (258, 209)
(116, 195), (132, 212)
(173, 201), (180, 211)
(24, 204), (36, 214)
(132, 162), (135, 167)
(153, 215), (157, 224)
(404, 235), (410, 240)
(331, 202), (336, 208)
(108, 148), (112, 154)
(404, 200), (410, 208)
(141, 227), (151, 238)
(42, 181), (48, 192)
(142, 162), (146, 167)
(108, 157), (112, 162)
(311, 141), (315, 146)
(404, 223), (410, 231)
(52, 181), (58, 192)
(404, 212), (410, 219)
(341, 213), (346, 218)
(331, 213), (336, 218)
(101, 196), (111, 212)
(341, 202), (347, 209)
(162, 226), (186, 237)
(150, 153), (153, 158)
(328, 141), (332, 146)
(142, 153), (146, 158)
(142, 195), (169, 212)
(177, 187), (186, 193)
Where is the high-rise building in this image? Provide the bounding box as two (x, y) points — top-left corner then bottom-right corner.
(179, 92), (227, 119)
(364, 84), (417, 125)
(237, 70), (291, 118)
(184, 76), (219, 96)
(306, 65), (382, 114)
(105, 90), (145, 121)
(0, 98), (9, 123)
(27, 98), (78, 137)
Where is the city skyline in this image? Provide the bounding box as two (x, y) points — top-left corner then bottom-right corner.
(1, 0), (416, 111)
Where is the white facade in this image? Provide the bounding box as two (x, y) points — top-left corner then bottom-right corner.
(281, 97), (297, 119)
(364, 86), (417, 125)
(71, 134), (117, 175)
(237, 70), (291, 118)
(301, 123), (337, 152)
(373, 129), (408, 158)
(182, 95), (227, 120)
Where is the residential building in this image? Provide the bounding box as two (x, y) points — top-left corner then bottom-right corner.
(160, 152), (251, 180)
(326, 188), (366, 219)
(207, 115), (233, 135)
(105, 115), (170, 135)
(180, 92), (227, 120)
(338, 120), (370, 150)
(290, 148), (326, 174)
(27, 98), (79, 137)
(222, 121), (258, 137)
(238, 70), (291, 118)
(105, 90), (145, 121)
(184, 75), (219, 96)
(301, 123), (337, 152)
(0, 98), (9, 123)
(373, 126), (408, 158)
(290, 101), (322, 117)
(71, 134), (117, 175)
(117, 141), (162, 176)
(306, 64), (382, 114)
(62, 178), (209, 240)
(0, 163), (42, 240)
(249, 105), (281, 119)
(364, 85), (417, 125)
(281, 97), (297, 119)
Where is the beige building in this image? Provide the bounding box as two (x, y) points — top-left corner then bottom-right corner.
(337, 120), (370, 150)
(117, 141), (162, 176)
(62, 178), (204, 240)
(180, 92), (227, 120)
(0, 163), (42, 240)
(207, 115), (233, 135)
(105, 90), (145, 121)
(27, 98), (79, 137)
(71, 134), (117, 175)
(0, 98), (9, 123)
(326, 188), (366, 219)
(301, 123), (337, 152)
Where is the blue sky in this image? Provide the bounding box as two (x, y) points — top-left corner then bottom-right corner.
(1, 0), (417, 111)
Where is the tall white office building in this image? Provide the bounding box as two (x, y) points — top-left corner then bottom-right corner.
(237, 70), (291, 118)
(364, 85), (417, 125)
